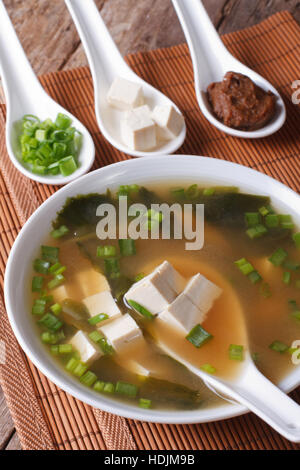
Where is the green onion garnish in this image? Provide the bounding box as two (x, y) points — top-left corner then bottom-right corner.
(229, 344), (244, 361)
(245, 212), (260, 228)
(259, 206), (269, 216)
(73, 362), (88, 378)
(139, 398), (152, 409)
(200, 364), (216, 374)
(186, 325), (213, 348)
(265, 214), (279, 228)
(104, 258), (120, 278)
(47, 274), (65, 290)
(93, 381), (105, 392)
(32, 276), (44, 292)
(269, 340), (289, 353)
(203, 188), (215, 196)
(119, 239), (136, 256)
(279, 214), (294, 230)
(246, 224), (267, 239)
(171, 188), (185, 200)
(33, 259), (50, 274)
(50, 303), (62, 316)
(41, 245), (59, 264)
(88, 331), (104, 343)
(50, 344), (73, 355)
(38, 313), (63, 332)
(80, 371), (98, 387)
(99, 338), (114, 355)
(116, 381), (138, 398)
(127, 300), (154, 320)
(96, 245), (117, 258)
(20, 113), (80, 177)
(185, 184), (199, 199)
(88, 314), (109, 325)
(268, 248), (288, 266)
(292, 233), (300, 249)
(103, 382), (115, 394)
(41, 330), (65, 345)
(283, 260), (300, 271)
(66, 357), (79, 373)
(51, 225), (69, 239)
(248, 270), (262, 284)
(282, 271), (291, 285)
(32, 298), (47, 315)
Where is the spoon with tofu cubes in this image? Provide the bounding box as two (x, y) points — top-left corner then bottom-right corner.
(65, 0), (186, 157)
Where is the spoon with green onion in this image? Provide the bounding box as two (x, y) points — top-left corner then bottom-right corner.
(0, 0), (95, 185)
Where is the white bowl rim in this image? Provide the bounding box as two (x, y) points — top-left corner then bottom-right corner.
(4, 154), (300, 424)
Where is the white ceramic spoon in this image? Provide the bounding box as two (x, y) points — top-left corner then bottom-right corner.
(0, 0), (95, 185)
(65, 0), (186, 158)
(157, 340), (300, 442)
(172, 0), (286, 138)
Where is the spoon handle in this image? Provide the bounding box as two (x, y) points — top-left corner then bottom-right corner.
(65, 0), (131, 84)
(172, 0), (235, 87)
(0, 0), (45, 106)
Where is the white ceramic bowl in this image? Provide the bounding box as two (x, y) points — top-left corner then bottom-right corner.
(4, 155), (300, 424)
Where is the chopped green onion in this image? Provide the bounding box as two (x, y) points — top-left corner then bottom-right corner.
(245, 212), (260, 227)
(239, 262), (254, 275)
(47, 274), (65, 290)
(33, 258), (50, 274)
(53, 266), (66, 276)
(279, 214), (294, 230)
(269, 340), (289, 353)
(88, 314), (109, 325)
(96, 245), (117, 258)
(32, 276), (44, 292)
(41, 245), (59, 264)
(93, 381), (105, 392)
(139, 398), (152, 409)
(203, 188), (215, 196)
(51, 344), (73, 355)
(99, 338), (114, 355)
(32, 298), (47, 315)
(234, 258), (248, 268)
(55, 113), (72, 130)
(51, 225), (69, 239)
(116, 381), (138, 398)
(282, 271), (291, 285)
(246, 224), (267, 239)
(171, 188), (185, 200)
(59, 156), (77, 176)
(119, 239), (136, 256)
(50, 303), (62, 316)
(73, 362), (88, 377)
(268, 248), (288, 266)
(66, 358), (79, 373)
(104, 258), (120, 278)
(283, 260), (300, 271)
(200, 364), (216, 374)
(185, 184), (199, 199)
(259, 206), (269, 216)
(265, 214), (279, 228)
(88, 331), (104, 343)
(103, 382), (115, 394)
(80, 371), (98, 387)
(186, 325), (213, 348)
(229, 344), (244, 361)
(128, 300), (154, 320)
(248, 270), (262, 284)
(41, 330), (65, 345)
(38, 313), (63, 332)
(292, 233), (300, 249)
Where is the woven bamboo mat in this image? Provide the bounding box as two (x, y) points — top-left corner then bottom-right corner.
(0, 11), (300, 450)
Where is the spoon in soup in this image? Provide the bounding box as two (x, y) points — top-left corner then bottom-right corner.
(172, 0), (286, 138)
(64, 0), (186, 157)
(156, 324), (300, 442)
(0, 0), (95, 185)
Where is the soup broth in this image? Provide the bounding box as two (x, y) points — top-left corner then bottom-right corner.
(29, 182), (300, 411)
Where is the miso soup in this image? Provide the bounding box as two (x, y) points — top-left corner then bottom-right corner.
(28, 183), (300, 411)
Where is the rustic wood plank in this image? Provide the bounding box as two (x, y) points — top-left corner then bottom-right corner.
(217, 0), (300, 34)
(5, 431), (22, 450)
(0, 385), (15, 449)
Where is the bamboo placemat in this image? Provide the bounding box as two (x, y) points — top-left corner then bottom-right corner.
(0, 11), (300, 450)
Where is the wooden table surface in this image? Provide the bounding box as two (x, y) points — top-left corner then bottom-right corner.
(1, 0), (299, 451)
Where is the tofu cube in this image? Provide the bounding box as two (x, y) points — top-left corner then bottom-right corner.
(184, 274), (222, 314)
(152, 105), (184, 140)
(121, 106), (156, 151)
(82, 291), (121, 326)
(69, 330), (102, 364)
(158, 292), (203, 334)
(107, 77), (144, 110)
(74, 269), (110, 298)
(155, 261), (186, 294)
(125, 270), (177, 315)
(100, 314), (143, 353)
